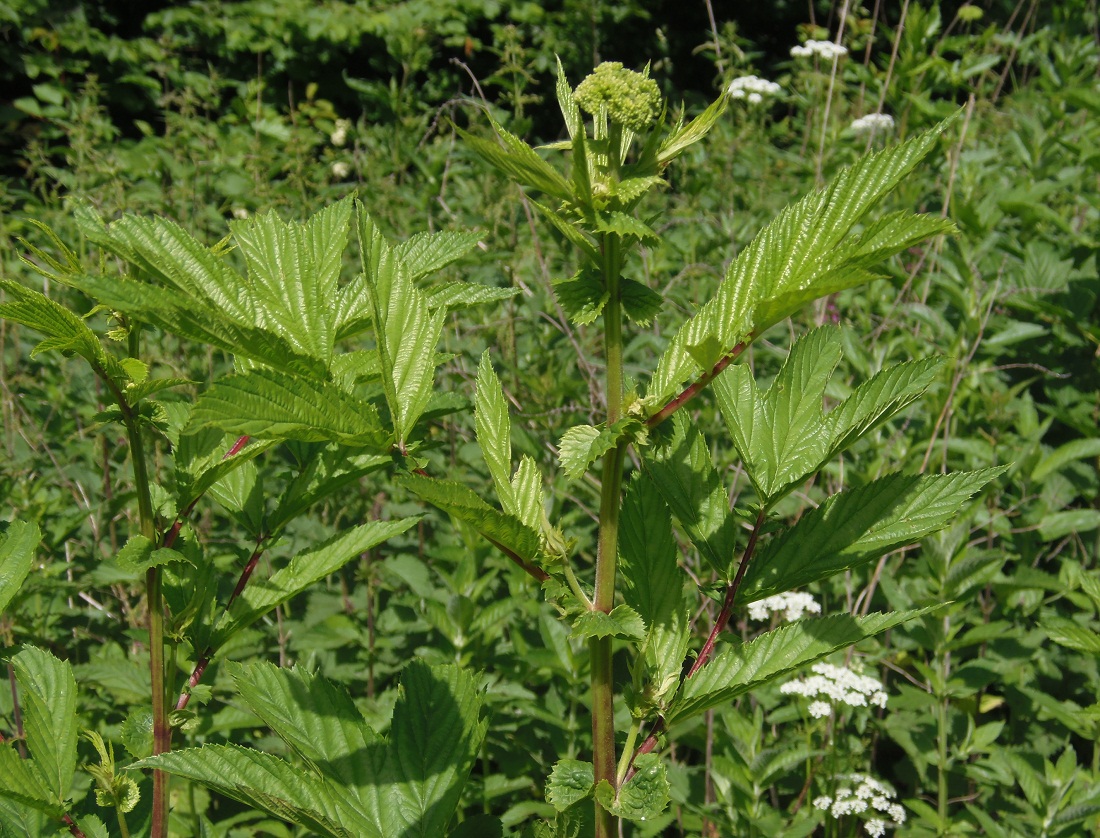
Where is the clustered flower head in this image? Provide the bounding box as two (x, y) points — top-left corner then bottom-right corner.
(747, 591), (821, 622)
(850, 113), (896, 136)
(727, 75), (783, 105)
(331, 161), (351, 179)
(574, 62), (663, 132)
(780, 661), (888, 718)
(813, 773), (906, 835)
(790, 39), (849, 60)
(330, 118), (352, 147)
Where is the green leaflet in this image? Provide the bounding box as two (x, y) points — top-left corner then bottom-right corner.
(1041, 617), (1100, 655)
(399, 474), (542, 564)
(657, 94), (729, 165)
(643, 414), (739, 576)
(187, 367), (389, 448)
(422, 282), (519, 312)
(0, 749), (60, 818)
(211, 517), (417, 647)
(570, 604), (646, 641)
(547, 759), (594, 811)
(393, 228), (483, 281)
(511, 455), (546, 532)
(10, 647), (78, 807)
(355, 202), (447, 445)
(458, 116), (574, 203)
(135, 744), (367, 837)
(667, 609), (933, 726)
(0, 520), (38, 616)
(620, 278), (663, 325)
(594, 754), (669, 821)
(558, 417), (640, 481)
(475, 351), (516, 514)
(593, 210), (658, 243)
(553, 271), (608, 326)
(713, 328), (944, 506)
(738, 467), (1008, 605)
(619, 479), (691, 707)
(646, 114), (958, 412)
(1032, 437), (1100, 482)
(530, 200), (600, 264)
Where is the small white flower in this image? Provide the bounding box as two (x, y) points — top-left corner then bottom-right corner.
(780, 662), (889, 713)
(813, 796), (833, 810)
(818, 774), (906, 832)
(330, 118), (352, 147)
(331, 161), (351, 179)
(727, 74), (782, 103)
(747, 591), (822, 622)
(850, 113), (896, 136)
(866, 820), (887, 837)
(791, 39), (849, 60)
(809, 700), (832, 718)
(231, 207), (249, 220)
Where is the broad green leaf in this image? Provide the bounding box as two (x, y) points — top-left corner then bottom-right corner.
(620, 278), (663, 326)
(1033, 438), (1100, 482)
(646, 115), (958, 411)
(475, 351), (516, 514)
(12, 646), (78, 804)
(112, 535), (188, 574)
(593, 210), (658, 243)
(0, 520), (38, 616)
(124, 376), (195, 406)
(668, 609), (931, 725)
(212, 517), (417, 646)
(229, 198), (352, 365)
(187, 368), (389, 448)
(393, 229), (482, 281)
(1038, 509), (1100, 541)
(739, 468), (1007, 604)
(570, 604), (646, 641)
(227, 662), (382, 796)
(558, 418), (640, 481)
(547, 760), (594, 811)
(0, 748), (59, 817)
(135, 744), (369, 838)
(267, 448), (391, 534)
(422, 282), (519, 312)
(355, 203), (446, 444)
(553, 271), (608, 326)
(594, 754), (669, 821)
(458, 117), (573, 202)
(399, 474), (542, 564)
(1041, 617), (1100, 655)
(714, 328), (842, 504)
(620, 479), (692, 706)
(385, 661), (487, 837)
(643, 414), (739, 576)
(0, 280), (129, 386)
(176, 436), (279, 513)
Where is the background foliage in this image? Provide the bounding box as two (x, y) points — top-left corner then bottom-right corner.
(1, 0), (1099, 835)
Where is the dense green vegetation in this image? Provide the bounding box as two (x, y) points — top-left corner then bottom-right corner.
(1, 1), (1098, 836)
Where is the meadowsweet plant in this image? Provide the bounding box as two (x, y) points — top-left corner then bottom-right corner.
(814, 773), (907, 837)
(0, 57), (1005, 838)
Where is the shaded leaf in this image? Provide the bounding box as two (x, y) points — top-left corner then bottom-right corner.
(0, 521), (38, 616)
(547, 760), (594, 812)
(558, 418), (640, 481)
(12, 646), (78, 804)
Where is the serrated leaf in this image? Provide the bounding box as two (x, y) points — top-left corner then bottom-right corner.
(594, 753), (669, 821)
(1041, 617), (1100, 655)
(620, 479), (691, 706)
(620, 278), (663, 325)
(547, 760), (594, 812)
(176, 436), (278, 512)
(558, 418), (639, 481)
(553, 271), (608, 326)
(112, 535), (189, 574)
(227, 662), (382, 796)
(422, 282), (519, 312)
(739, 468), (1007, 604)
(393, 229), (482, 281)
(511, 456), (545, 532)
(593, 211), (658, 243)
(570, 604), (646, 641)
(399, 474), (542, 564)
(647, 115), (958, 411)
(12, 646), (77, 804)
(125, 376), (195, 406)
(458, 117), (573, 202)
(135, 744), (369, 837)
(212, 518), (417, 646)
(668, 609), (931, 724)
(120, 707), (154, 759)
(643, 414), (739, 576)
(555, 56), (580, 140)
(657, 95), (729, 165)
(1038, 509), (1100, 541)
(188, 368), (389, 448)
(530, 200), (601, 264)
(475, 351), (516, 514)
(0, 520), (38, 616)
(0, 748), (60, 817)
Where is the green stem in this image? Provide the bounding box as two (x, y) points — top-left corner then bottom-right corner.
(592, 233), (624, 838)
(122, 328), (169, 838)
(615, 719), (641, 787)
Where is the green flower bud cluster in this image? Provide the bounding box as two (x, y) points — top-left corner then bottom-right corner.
(574, 62), (662, 132)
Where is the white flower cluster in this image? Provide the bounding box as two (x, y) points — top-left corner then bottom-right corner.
(747, 591), (822, 622)
(330, 118), (352, 147)
(780, 662), (888, 717)
(231, 207), (249, 220)
(813, 773), (906, 835)
(727, 74), (782, 105)
(790, 40), (849, 60)
(331, 161), (351, 179)
(850, 113), (896, 135)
